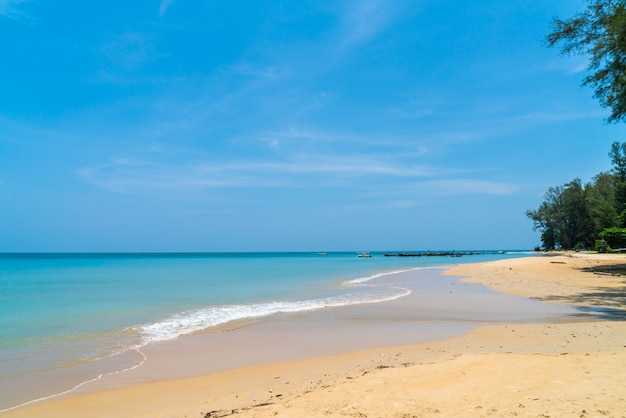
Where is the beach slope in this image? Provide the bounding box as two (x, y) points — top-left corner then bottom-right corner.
(4, 253), (626, 417)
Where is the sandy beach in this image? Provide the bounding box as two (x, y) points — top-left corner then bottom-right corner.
(4, 253), (626, 418)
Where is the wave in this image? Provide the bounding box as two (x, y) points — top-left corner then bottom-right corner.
(135, 284), (411, 344)
(344, 266), (444, 284)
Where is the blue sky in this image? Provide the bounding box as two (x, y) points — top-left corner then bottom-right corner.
(1, 0), (625, 252)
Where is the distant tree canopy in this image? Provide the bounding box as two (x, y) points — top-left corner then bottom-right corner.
(527, 142), (626, 250)
(547, 0), (626, 123)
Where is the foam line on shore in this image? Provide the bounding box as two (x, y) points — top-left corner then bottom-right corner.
(0, 348), (148, 414)
(345, 265), (444, 284)
(136, 286), (412, 344)
(134, 267), (427, 345)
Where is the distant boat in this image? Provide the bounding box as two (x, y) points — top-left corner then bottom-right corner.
(317, 252), (328, 256)
(357, 252), (372, 258)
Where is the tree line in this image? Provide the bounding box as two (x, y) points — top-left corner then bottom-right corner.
(527, 1), (626, 251)
(527, 142), (626, 251)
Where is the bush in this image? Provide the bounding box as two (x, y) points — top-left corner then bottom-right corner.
(599, 227), (626, 250)
(595, 239), (610, 253)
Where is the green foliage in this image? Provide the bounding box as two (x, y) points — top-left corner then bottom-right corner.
(609, 141), (626, 179)
(595, 239), (610, 252)
(527, 180), (595, 250)
(587, 171), (619, 229)
(539, 2), (626, 248)
(527, 141), (626, 250)
(599, 227), (626, 249)
(547, 0), (626, 123)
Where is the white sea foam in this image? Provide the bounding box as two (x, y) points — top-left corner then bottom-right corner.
(136, 286), (411, 344)
(345, 266), (444, 284)
(505, 251), (539, 255)
(345, 268), (414, 284)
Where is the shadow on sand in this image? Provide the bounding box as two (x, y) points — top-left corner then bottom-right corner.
(535, 263), (626, 321)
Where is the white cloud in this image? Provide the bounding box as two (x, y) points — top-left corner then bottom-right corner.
(568, 62), (588, 75)
(420, 179), (521, 196)
(78, 151), (451, 195)
(0, 0), (30, 19)
(159, 0), (176, 17)
(354, 178), (522, 210)
(335, 0), (394, 52)
(100, 32), (159, 71)
(511, 109), (604, 123)
(544, 56), (588, 76)
(78, 159), (274, 194)
(89, 32), (164, 86)
(76, 116), (521, 202)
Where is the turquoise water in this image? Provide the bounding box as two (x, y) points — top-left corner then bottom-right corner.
(0, 251), (531, 411)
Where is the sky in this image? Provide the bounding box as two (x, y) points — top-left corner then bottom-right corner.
(2, 0), (626, 252)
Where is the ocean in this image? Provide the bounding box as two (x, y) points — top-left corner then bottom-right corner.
(0, 251), (532, 411)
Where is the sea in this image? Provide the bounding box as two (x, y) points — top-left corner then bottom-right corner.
(0, 250), (533, 412)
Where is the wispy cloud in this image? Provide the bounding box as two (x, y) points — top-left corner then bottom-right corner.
(159, 0), (176, 17)
(511, 109), (605, 123)
(87, 31), (166, 86)
(568, 62), (588, 75)
(0, 0), (30, 20)
(79, 145), (508, 200)
(338, 178), (523, 212)
(419, 179), (521, 196)
(100, 32), (159, 71)
(78, 150), (456, 195)
(335, 0), (394, 53)
(543, 56), (588, 76)
(78, 158), (282, 194)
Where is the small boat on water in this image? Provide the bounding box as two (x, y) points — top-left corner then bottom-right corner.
(357, 252), (372, 258)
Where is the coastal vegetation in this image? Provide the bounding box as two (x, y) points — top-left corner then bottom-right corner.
(547, 0), (626, 123)
(529, 1), (626, 251)
(527, 142), (626, 251)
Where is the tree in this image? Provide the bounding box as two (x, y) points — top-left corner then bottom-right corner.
(527, 142), (626, 250)
(586, 172), (619, 230)
(547, 0), (626, 123)
(609, 141), (626, 179)
(527, 180), (597, 250)
(561, 178), (595, 248)
(527, 186), (566, 250)
(608, 141), (626, 224)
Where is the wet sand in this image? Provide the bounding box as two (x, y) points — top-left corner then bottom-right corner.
(4, 253), (626, 417)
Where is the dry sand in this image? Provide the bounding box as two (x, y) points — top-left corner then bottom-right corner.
(4, 253), (626, 418)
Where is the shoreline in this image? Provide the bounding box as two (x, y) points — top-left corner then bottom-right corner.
(4, 253), (626, 417)
(0, 251), (533, 412)
(6, 265), (564, 411)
